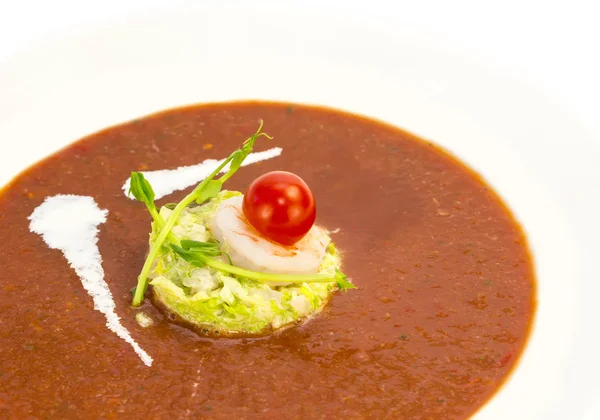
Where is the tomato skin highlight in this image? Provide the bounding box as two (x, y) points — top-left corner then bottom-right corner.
(242, 171), (316, 246)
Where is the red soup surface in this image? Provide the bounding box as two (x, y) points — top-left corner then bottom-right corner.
(0, 102), (535, 419)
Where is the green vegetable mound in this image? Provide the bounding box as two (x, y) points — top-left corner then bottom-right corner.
(149, 191), (342, 335)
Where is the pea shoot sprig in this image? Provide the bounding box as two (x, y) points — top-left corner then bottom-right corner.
(128, 122), (354, 307)
(171, 240), (353, 289)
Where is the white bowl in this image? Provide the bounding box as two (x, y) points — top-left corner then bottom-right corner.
(1, 5), (598, 419)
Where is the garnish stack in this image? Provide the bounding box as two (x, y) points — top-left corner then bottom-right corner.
(129, 122), (354, 310)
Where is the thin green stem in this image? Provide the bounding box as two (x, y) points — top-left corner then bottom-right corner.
(202, 257), (336, 284)
(148, 206), (180, 246)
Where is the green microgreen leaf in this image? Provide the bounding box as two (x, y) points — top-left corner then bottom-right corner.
(334, 269), (356, 291)
(219, 121), (273, 184)
(195, 180), (223, 205)
(129, 172), (155, 207)
(128, 171), (180, 249)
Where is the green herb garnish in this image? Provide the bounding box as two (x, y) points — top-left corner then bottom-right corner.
(129, 172), (179, 245)
(171, 239), (354, 289)
(129, 121), (354, 307)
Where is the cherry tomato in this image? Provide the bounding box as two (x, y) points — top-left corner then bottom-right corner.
(242, 171), (316, 246)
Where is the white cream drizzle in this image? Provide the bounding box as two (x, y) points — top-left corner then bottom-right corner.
(121, 147), (283, 200)
(28, 195), (153, 367)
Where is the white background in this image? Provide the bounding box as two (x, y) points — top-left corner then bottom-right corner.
(0, 0), (598, 139)
(0, 1), (598, 419)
